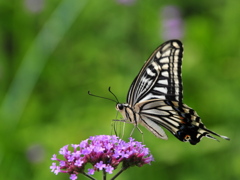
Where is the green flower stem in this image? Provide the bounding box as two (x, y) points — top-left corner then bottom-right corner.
(103, 169), (107, 180)
(110, 167), (128, 180)
(82, 172), (96, 180)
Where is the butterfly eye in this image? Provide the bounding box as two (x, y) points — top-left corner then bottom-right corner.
(116, 104), (124, 110)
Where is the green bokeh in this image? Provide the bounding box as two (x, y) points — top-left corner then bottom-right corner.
(0, 0), (239, 179)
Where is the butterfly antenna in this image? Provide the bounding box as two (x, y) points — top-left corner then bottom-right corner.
(108, 87), (119, 103)
(88, 91), (117, 103)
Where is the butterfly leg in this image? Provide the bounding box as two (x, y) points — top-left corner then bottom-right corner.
(113, 119), (145, 142)
(111, 121), (118, 137)
(130, 125), (144, 143)
(112, 119), (130, 139)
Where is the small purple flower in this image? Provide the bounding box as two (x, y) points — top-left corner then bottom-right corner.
(51, 154), (57, 160)
(50, 162), (57, 172)
(116, 0), (136, 6)
(70, 174), (78, 180)
(160, 5), (184, 40)
(87, 168), (95, 175)
(71, 144), (79, 149)
(50, 135), (154, 179)
(60, 160), (66, 166)
(74, 159), (84, 167)
(105, 164), (114, 174)
(95, 161), (106, 170)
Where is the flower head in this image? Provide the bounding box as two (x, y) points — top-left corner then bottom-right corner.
(50, 135), (154, 179)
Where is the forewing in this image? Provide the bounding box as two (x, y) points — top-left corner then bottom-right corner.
(127, 40), (183, 106)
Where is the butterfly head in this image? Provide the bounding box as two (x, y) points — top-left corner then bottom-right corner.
(116, 103), (129, 115)
(116, 103), (135, 124)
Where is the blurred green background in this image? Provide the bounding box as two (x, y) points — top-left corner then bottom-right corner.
(0, 0), (239, 179)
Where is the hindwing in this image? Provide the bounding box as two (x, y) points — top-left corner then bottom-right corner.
(136, 99), (229, 145)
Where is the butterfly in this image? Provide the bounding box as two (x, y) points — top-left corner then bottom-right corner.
(115, 40), (230, 145)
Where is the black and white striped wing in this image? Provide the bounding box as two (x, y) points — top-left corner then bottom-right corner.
(137, 100), (229, 145)
(127, 40), (183, 106)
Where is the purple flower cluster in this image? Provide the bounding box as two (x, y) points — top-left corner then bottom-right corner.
(50, 135), (154, 180)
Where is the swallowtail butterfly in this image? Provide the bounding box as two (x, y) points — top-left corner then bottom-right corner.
(116, 40), (229, 145)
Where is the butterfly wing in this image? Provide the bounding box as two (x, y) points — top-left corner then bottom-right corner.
(127, 40), (183, 106)
(136, 100), (230, 145)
